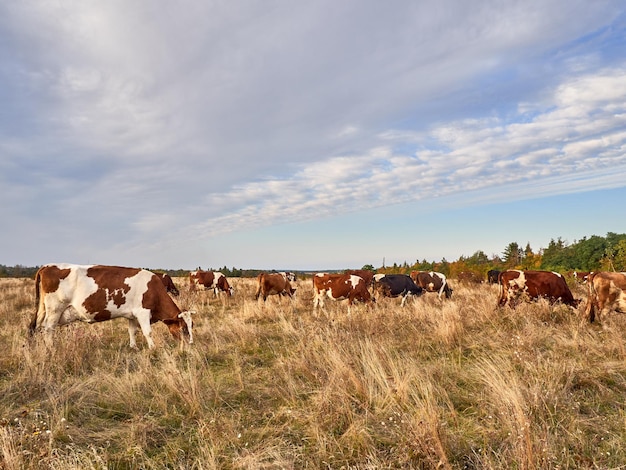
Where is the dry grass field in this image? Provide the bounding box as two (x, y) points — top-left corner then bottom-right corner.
(1, 276), (625, 469)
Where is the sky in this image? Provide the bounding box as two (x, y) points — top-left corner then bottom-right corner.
(1, 1), (626, 271)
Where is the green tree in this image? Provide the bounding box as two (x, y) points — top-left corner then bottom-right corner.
(540, 238), (571, 271)
(613, 239), (626, 271)
(467, 250), (489, 266)
(573, 236), (607, 270)
(503, 242), (523, 268)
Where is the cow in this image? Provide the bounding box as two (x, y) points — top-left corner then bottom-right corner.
(410, 271), (453, 299)
(373, 274), (423, 307)
(279, 272), (297, 283)
(255, 272), (296, 302)
(154, 272), (180, 296)
(573, 271), (592, 284)
(584, 271), (626, 322)
(312, 273), (373, 313)
(497, 270), (578, 308)
(487, 270), (501, 284)
(345, 269), (375, 287)
(457, 271), (483, 284)
(189, 270), (234, 296)
(29, 264), (194, 349)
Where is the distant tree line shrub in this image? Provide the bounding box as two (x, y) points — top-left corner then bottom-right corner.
(2, 232), (625, 279)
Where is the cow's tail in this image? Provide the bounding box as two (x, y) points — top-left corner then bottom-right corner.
(29, 269), (43, 336)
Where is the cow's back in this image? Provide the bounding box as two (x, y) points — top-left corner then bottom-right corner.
(498, 270), (577, 307)
(585, 271), (626, 322)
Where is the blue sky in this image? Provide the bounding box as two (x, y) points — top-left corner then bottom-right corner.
(1, 1), (626, 271)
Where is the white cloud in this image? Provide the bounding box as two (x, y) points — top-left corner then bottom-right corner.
(171, 66), (626, 241)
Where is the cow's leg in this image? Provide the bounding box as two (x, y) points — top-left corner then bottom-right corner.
(127, 318), (140, 349)
(40, 299), (66, 347)
(133, 314), (155, 349)
(313, 292), (320, 309)
(437, 283), (445, 299)
(400, 294), (408, 307)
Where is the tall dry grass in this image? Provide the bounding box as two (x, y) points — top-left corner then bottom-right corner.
(0, 276), (625, 469)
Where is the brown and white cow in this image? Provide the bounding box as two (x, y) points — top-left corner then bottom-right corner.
(497, 270), (578, 308)
(154, 272), (180, 296)
(345, 269), (375, 287)
(410, 271), (453, 299)
(29, 264), (194, 349)
(312, 273), (373, 313)
(279, 272), (297, 283)
(584, 271), (626, 322)
(573, 271), (592, 284)
(189, 270), (234, 296)
(255, 272), (296, 302)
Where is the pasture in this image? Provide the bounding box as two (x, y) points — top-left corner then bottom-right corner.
(1, 276), (625, 469)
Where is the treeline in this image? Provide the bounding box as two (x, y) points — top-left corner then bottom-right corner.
(2, 232), (625, 280)
(377, 231), (626, 280)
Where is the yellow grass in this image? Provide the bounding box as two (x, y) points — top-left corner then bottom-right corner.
(1, 276), (625, 468)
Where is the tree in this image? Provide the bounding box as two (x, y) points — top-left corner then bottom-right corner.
(540, 238), (570, 271)
(466, 250), (489, 266)
(521, 243), (540, 269)
(502, 242), (523, 268)
(573, 236), (607, 270)
(613, 239), (626, 271)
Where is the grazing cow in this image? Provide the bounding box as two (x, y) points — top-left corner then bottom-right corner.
(345, 269), (375, 287)
(410, 271), (453, 299)
(487, 270), (501, 284)
(279, 271), (297, 282)
(584, 271), (626, 322)
(255, 272), (296, 301)
(189, 270), (234, 296)
(373, 274), (423, 307)
(497, 270), (578, 308)
(312, 273), (373, 312)
(457, 271), (483, 284)
(154, 272), (180, 296)
(573, 271), (592, 284)
(29, 264), (194, 349)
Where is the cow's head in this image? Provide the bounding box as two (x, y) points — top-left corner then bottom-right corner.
(166, 310), (195, 344)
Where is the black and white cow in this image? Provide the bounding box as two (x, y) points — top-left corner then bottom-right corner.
(374, 274), (423, 306)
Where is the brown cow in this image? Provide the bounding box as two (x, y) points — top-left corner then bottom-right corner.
(313, 273), (373, 313)
(456, 271), (483, 284)
(189, 270), (234, 296)
(29, 264), (194, 349)
(255, 272), (296, 301)
(584, 271), (626, 322)
(497, 270), (578, 308)
(345, 269), (375, 287)
(154, 272), (180, 296)
(410, 271), (453, 299)
(573, 271), (592, 284)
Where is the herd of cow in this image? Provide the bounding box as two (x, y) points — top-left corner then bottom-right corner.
(27, 263), (626, 349)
